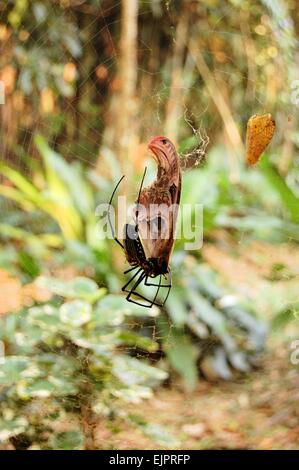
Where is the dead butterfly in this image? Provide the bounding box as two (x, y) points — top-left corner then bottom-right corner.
(246, 113), (275, 165)
(108, 136), (182, 308)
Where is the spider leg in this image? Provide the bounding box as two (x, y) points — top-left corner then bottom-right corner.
(123, 264), (139, 275)
(128, 291), (162, 307)
(123, 269), (156, 307)
(149, 274), (162, 308)
(145, 270), (172, 307)
(122, 267), (172, 308)
(144, 271), (172, 288)
(161, 269), (172, 306)
(108, 175), (125, 249)
(135, 166), (147, 224)
(124, 271), (163, 308)
(137, 167), (147, 203)
(125, 274), (164, 308)
(126, 272), (150, 307)
(121, 267), (143, 292)
(145, 279), (171, 288)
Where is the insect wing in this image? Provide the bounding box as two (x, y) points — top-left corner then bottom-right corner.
(246, 113), (275, 165)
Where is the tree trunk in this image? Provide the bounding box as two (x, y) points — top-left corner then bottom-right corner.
(164, 8), (190, 144)
(96, 0), (138, 178)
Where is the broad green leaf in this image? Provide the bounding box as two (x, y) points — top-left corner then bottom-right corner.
(112, 356), (167, 388)
(17, 375), (78, 399)
(34, 135), (83, 239)
(60, 300), (91, 327)
(159, 324), (198, 392)
(37, 276), (105, 303)
(36, 354), (78, 377)
(68, 328), (117, 354)
(50, 430), (84, 450)
(203, 347), (232, 380)
(17, 379), (56, 398)
(0, 357), (30, 386)
(272, 306), (298, 330)
(96, 294), (159, 318)
(35, 135), (93, 217)
(0, 184), (36, 209)
(260, 157), (299, 223)
(166, 288), (189, 326)
(18, 251), (40, 277)
(216, 210), (299, 241)
(0, 417), (28, 441)
(139, 423), (179, 447)
(112, 385), (153, 404)
(69, 277), (105, 302)
(228, 351), (250, 373)
(187, 290), (228, 338)
(63, 33), (82, 58)
(0, 223), (61, 252)
(0, 164), (44, 205)
(116, 330), (158, 353)
(28, 305), (61, 332)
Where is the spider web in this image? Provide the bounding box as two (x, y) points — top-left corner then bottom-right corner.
(0, 4), (285, 319)
(0, 0), (294, 449)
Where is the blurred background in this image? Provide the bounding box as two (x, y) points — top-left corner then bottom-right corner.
(0, 0), (299, 450)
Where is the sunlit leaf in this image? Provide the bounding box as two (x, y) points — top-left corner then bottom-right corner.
(112, 356), (167, 388)
(36, 276), (105, 303)
(60, 300), (91, 327)
(50, 431), (84, 450)
(158, 320), (198, 392)
(0, 417), (28, 441)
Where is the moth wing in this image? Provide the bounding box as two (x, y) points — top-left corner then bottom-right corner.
(246, 113), (275, 165)
(137, 175), (181, 263)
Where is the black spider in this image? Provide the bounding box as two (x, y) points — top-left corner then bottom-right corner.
(107, 170), (171, 308)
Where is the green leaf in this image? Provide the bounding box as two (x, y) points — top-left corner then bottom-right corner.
(63, 34), (82, 58)
(166, 288), (189, 326)
(0, 417), (28, 441)
(37, 276), (105, 303)
(112, 356), (167, 388)
(34, 135), (93, 217)
(33, 3), (47, 22)
(0, 184), (36, 209)
(272, 306), (298, 330)
(17, 379), (56, 398)
(159, 326), (198, 392)
(28, 305), (61, 332)
(0, 163), (45, 206)
(187, 290), (230, 341)
(69, 330), (114, 354)
(50, 430), (84, 450)
(18, 251), (40, 277)
(69, 277), (105, 302)
(0, 223), (62, 251)
(202, 347), (233, 380)
(0, 357), (30, 386)
(96, 295), (159, 318)
(140, 423), (179, 447)
(60, 300), (91, 327)
(93, 301), (125, 326)
(112, 385), (153, 404)
(116, 330), (158, 353)
(34, 135), (84, 239)
(260, 157), (299, 223)
(216, 210), (299, 241)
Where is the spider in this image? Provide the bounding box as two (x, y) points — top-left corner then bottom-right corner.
(108, 170), (172, 308)
(107, 136), (181, 308)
